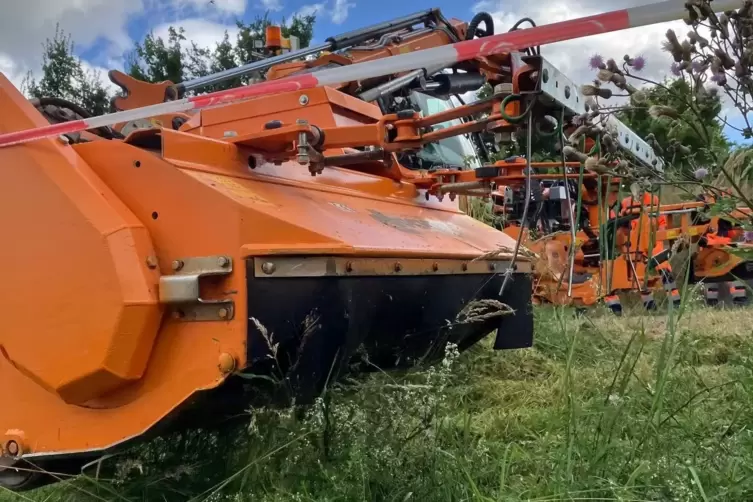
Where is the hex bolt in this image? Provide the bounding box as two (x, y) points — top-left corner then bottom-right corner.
(299, 94), (309, 106)
(217, 256), (230, 268)
(261, 262), (276, 274)
(489, 262), (496, 271)
(462, 263), (468, 271)
(145, 256), (158, 269)
(172, 259), (184, 271)
(394, 262), (403, 272)
(432, 262), (439, 272)
(345, 261), (353, 272)
(6, 441), (19, 456)
(218, 307), (229, 319)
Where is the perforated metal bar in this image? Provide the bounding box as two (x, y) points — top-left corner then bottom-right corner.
(537, 57), (663, 171)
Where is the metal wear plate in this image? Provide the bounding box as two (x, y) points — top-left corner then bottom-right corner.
(253, 256), (532, 278)
(159, 255), (235, 322)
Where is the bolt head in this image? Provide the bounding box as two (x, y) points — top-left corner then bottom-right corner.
(462, 263), (468, 271)
(6, 441), (19, 456)
(299, 95), (309, 106)
(261, 262), (276, 274)
(345, 261), (353, 272)
(394, 262), (403, 272)
(217, 256), (230, 268)
(432, 262), (439, 272)
(218, 307), (229, 319)
(172, 259), (184, 271)
(218, 352), (236, 374)
(489, 262), (496, 271)
(172, 309), (185, 320)
(145, 256), (158, 269)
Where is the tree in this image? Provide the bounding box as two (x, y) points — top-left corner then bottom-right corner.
(607, 72), (729, 178)
(126, 12), (317, 92)
(23, 11), (317, 116)
(22, 24), (111, 115)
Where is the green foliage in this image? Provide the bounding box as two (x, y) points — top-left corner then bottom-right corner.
(126, 13), (317, 90)
(22, 24), (111, 115)
(126, 27), (189, 84)
(618, 78), (729, 176)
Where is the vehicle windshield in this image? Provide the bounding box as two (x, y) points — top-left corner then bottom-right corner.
(408, 91), (481, 169)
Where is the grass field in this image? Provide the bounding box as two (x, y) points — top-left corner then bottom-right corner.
(10, 300), (753, 501)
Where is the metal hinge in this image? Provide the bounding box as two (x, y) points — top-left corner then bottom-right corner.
(159, 255), (235, 321)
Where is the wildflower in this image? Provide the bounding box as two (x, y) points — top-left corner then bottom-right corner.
(630, 89), (648, 104)
(632, 55), (646, 71)
(710, 72), (727, 85)
(662, 29), (684, 62)
(694, 167), (709, 179)
(649, 105), (680, 119)
(571, 113), (588, 126)
(691, 60), (708, 74)
(580, 84), (612, 98)
(589, 53), (604, 70)
(670, 62), (683, 76)
(744, 230), (753, 242)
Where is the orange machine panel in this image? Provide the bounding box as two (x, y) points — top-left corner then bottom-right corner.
(0, 74), (162, 405)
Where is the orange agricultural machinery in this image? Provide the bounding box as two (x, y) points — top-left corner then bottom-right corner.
(1, 8), (539, 490)
(490, 164), (753, 312)
(0, 0), (743, 490)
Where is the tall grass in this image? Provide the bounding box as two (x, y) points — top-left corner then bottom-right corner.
(11, 300), (753, 501)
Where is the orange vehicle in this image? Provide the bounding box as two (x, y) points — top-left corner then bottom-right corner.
(0, 8), (546, 490)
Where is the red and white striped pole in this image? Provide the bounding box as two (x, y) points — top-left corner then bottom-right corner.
(0, 0), (743, 148)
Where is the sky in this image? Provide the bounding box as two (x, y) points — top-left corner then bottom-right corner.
(0, 0), (750, 144)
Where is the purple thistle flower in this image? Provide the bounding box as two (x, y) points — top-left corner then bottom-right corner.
(670, 62), (682, 76)
(694, 167), (709, 179)
(710, 72), (726, 84)
(632, 55), (646, 71)
(691, 61), (705, 74)
(589, 54), (604, 70)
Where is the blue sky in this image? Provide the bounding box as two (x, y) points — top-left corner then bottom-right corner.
(0, 0), (749, 144)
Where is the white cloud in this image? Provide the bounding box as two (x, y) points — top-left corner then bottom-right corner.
(0, 53), (26, 90)
(296, 3), (326, 18)
(0, 0), (145, 96)
(259, 0), (284, 12)
(331, 0), (354, 24)
(295, 0), (354, 24)
(0, 0), (144, 70)
(173, 0), (247, 15)
(153, 18), (240, 51)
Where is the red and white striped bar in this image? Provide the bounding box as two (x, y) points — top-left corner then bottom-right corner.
(0, 0), (744, 148)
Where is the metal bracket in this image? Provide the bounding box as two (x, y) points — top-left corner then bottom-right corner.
(533, 56), (664, 172)
(159, 255), (235, 322)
